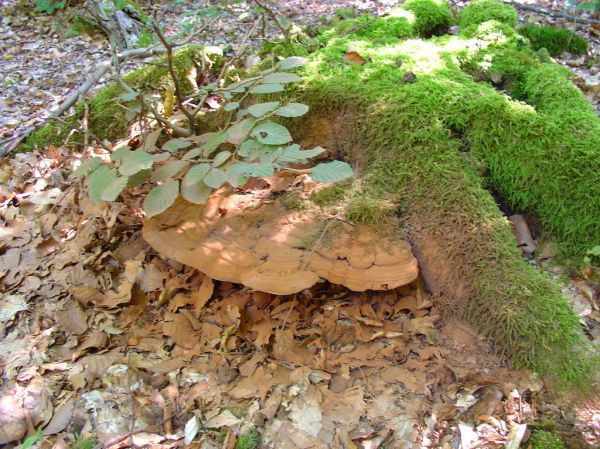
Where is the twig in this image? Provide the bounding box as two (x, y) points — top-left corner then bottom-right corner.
(252, 0), (291, 40)
(502, 0), (600, 25)
(152, 14), (196, 127)
(0, 45), (170, 157)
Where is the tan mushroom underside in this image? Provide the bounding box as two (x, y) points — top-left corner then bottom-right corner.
(142, 187), (418, 295)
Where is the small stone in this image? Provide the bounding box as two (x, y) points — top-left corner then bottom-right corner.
(449, 25), (461, 35)
(402, 71), (417, 84)
(396, 59), (403, 68)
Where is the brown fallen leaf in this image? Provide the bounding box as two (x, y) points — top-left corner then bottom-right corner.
(43, 397), (75, 435)
(78, 348), (122, 382)
(163, 312), (198, 349)
(56, 305), (88, 335)
(72, 331), (108, 360)
(193, 275), (214, 312)
(343, 51), (367, 65)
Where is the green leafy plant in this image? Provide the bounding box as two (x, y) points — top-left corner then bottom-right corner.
(20, 428), (43, 449)
(72, 56), (354, 217)
(33, 0), (66, 13)
(529, 430), (566, 449)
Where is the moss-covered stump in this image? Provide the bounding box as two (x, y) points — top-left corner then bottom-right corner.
(291, 0), (598, 388)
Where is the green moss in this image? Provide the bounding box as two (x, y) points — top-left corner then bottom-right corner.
(70, 436), (98, 449)
(346, 196), (396, 226)
(235, 431), (261, 449)
(310, 184), (348, 206)
(520, 24), (588, 56)
(22, 45), (208, 148)
(403, 0), (453, 36)
(281, 192), (312, 211)
(291, 11), (599, 388)
(19, 120), (79, 152)
(357, 16), (413, 41)
(529, 430), (566, 449)
(460, 0), (518, 28)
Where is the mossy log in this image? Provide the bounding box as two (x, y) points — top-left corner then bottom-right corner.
(285, 0), (599, 389)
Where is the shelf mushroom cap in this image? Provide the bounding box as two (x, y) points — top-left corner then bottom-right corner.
(142, 187), (418, 295)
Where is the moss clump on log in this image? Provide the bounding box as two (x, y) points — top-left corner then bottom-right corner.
(460, 0), (518, 28)
(287, 0), (598, 388)
(519, 24), (588, 56)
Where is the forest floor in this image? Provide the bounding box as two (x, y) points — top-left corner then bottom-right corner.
(1, 1), (600, 448)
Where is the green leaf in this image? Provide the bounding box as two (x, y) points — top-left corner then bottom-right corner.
(213, 150), (232, 167)
(238, 138), (264, 158)
(250, 83), (284, 94)
(142, 128), (162, 151)
(182, 147), (202, 160)
(151, 160), (189, 182)
(262, 72), (302, 84)
(71, 157), (103, 179)
(183, 163), (211, 186)
(251, 121), (292, 145)
(181, 180), (212, 204)
(224, 102), (240, 111)
(153, 153), (171, 163)
(120, 151), (154, 176)
(101, 176), (129, 201)
(128, 169), (151, 187)
(277, 145), (326, 163)
(279, 56), (307, 69)
(247, 101), (280, 117)
(204, 168), (227, 188)
(277, 103), (309, 117)
(226, 162), (274, 187)
(21, 428), (43, 449)
(111, 147), (130, 163)
(87, 165), (117, 203)
(118, 92), (138, 102)
(201, 131), (227, 154)
(143, 180), (179, 218)
(226, 118), (255, 145)
(310, 161), (354, 183)
(163, 138), (192, 153)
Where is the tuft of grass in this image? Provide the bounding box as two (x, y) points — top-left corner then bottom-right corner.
(310, 184), (348, 206)
(235, 430), (261, 449)
(529, 430), (566, 449)
(460, 0), (518, 28)
(281, 192), (312, 211)
(520, 24), (588, 56)
(70, 436), (98, 449)
(346, 196), (396, 226)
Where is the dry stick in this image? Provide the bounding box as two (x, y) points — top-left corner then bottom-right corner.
(0, 15), (218, 157)
(0, 45), (169, 157)
(152, 14), (196, 128)
(502, 0), (600, 25)
(252, 0), (291, 40)
(191, 18), (261, 119)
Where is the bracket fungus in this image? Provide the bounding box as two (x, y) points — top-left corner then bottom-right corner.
(142, 183), (418, 295)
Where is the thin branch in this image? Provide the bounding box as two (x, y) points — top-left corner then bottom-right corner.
(502, 0), (600, 25)
(152, 14), (195, 127)
(252, 0), (291, 40)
